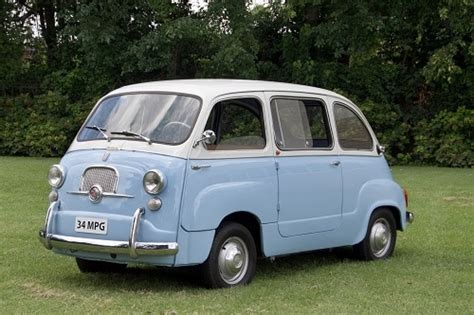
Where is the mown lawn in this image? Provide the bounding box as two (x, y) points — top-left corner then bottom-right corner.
(0, 156), (472, 314)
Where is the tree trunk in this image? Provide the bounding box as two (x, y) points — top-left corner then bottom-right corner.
(38, 0), (57, 67)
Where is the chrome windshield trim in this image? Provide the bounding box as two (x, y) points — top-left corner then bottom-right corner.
(67, 191), (134, 198)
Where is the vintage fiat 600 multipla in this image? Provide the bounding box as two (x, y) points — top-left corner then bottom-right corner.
(39, 79), (413, 288)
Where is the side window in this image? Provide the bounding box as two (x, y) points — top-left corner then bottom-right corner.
(270, 98), (333, 149)
(334, 103), (373, 150)
(204, 98), (266, 150)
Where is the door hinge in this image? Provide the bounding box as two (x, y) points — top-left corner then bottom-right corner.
(275, 161), (279, 171)
(277, 202), (280, 213)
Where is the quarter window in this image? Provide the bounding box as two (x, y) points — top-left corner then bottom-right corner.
(204, 98), (266, 150)
(334, 103), (373, 150)
(271, 98), (333, 149)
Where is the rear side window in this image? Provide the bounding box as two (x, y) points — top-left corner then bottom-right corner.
(204, 98), (266, 150)
(270, 98), (333, 149)
(334, 103), (373, 150)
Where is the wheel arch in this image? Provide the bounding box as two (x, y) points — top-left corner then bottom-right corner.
(353, 178), (407, 243)
(379, 205), (402, 231)
(219, 211), (264, 258)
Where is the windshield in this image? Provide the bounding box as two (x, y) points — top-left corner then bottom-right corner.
(78, 94), (201, 145)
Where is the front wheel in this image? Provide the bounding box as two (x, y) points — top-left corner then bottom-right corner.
(353, 208), (397, 260)
(76, 258), (127, 273)
(200, 223), (257, 288)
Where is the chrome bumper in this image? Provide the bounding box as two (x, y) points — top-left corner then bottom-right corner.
(38, 202), (178, 258)
(406, 211), (415, 224)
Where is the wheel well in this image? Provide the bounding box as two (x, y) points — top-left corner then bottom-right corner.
(375, 206), (402, 231)
(220, 212), (263, 258)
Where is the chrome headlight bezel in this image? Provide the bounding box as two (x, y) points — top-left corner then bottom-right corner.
(48, 164), (65, 188)
(143, 169), (166, 195)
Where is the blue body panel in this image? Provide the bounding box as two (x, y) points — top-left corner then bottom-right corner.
(181, 157), (278, 231)
(260, 155), (407, 257)
(276, 155), (342, 236)
(49, 149), (406, 266)
(174, 227), (215, 266)
(52, 149), (187, 266)
(340, 155), (407, 236)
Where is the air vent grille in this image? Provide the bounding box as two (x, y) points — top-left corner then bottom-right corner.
(81, 167), (117, 192)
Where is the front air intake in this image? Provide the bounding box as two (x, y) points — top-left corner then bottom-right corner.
(80, 166), (118, 193)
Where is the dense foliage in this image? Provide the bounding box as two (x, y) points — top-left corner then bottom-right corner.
(0, 0), (472, 166)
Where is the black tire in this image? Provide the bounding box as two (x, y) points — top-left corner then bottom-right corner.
(353, 208), (397, 261)
(76, 257), (127, 273)
(200, 223), (257, 288)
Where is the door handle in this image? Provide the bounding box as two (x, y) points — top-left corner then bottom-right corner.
(330, 160), (341, 166)
(191, 164), (211, 170)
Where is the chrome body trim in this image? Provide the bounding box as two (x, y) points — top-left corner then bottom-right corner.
(193, 129), (216, 148)
(66, 191), (134, 198)
(41, 201), (60, 249)
(49, 164), (66, 188)
(38, 207), (178, 257)
(143, 169), (166, 194)
(191, 164), (211, 170)
(88, 184), (103, 203)
(129, 208), (144, 258)
(38, 233), (179, 256)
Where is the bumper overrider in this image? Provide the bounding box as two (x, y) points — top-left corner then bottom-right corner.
(406, 211), (415, 224)
(38, 201), (179, 258)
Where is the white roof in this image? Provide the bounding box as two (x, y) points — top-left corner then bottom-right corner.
(108, 79), (352, 103)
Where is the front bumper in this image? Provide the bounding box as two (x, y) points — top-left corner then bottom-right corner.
(38, 202), (179, 258)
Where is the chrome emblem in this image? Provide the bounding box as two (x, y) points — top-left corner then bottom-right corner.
(102, 152), (110, 161)
(89, 184), (103, 203)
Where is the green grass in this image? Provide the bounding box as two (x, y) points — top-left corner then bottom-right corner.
(0, 156), (473, 314)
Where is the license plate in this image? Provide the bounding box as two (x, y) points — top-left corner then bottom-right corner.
(74, 217), (108, 235)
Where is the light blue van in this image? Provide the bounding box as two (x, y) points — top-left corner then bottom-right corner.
(39, 79), (414, 288)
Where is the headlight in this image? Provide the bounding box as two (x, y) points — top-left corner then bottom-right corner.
(48, 164), (65, 188)
(143, 170), (166, 194)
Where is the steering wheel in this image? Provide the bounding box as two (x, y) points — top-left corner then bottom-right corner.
(162, 121), (191, 131)
(160, 121), (192, 143)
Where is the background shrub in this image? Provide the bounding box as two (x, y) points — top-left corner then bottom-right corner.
(0, 1), (472, 166)
(0, 92), (93, 157)
(414, 107), (473, 167)
(358, 100), (412, 165)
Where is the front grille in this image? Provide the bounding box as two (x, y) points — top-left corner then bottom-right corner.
(80, 167), (118, 193)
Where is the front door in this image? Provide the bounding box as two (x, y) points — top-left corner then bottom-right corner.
(181, 93), (278, 232)
(270, 96), (343, 236)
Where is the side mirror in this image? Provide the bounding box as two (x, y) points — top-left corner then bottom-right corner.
(376, 144), (385, 155)
(193, 130), (216, 148)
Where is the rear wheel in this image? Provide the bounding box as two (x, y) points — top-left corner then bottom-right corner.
(201, 223), (257, 288)
(76, 258), (127, 273)
(354, 208), (397, 260)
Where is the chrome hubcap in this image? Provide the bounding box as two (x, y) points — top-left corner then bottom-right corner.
(369, 218), (392, 258)
(218, 236), (249, 285)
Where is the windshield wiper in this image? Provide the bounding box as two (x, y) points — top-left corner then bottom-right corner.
(110, 130), (152, 144)
(85, 125), (110, 142)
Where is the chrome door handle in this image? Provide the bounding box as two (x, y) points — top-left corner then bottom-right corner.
(191, 164), (211, 170)
(330, 161), (341, 166)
